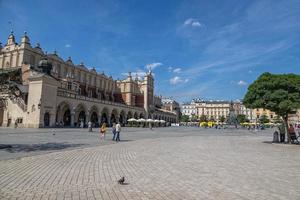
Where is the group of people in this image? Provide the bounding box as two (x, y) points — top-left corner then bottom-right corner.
(277, 123), (299, 143)
(98, 122), (122, 142)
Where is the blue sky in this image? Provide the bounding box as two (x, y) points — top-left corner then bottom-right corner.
(1, 0), (300, 103)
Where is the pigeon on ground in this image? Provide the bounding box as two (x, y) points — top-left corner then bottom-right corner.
(118, 177), (125, 185)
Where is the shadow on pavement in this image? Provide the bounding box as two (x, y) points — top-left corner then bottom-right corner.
(262, 141), (299, 145)
(0, 143), (84, 153)
(262, 141), (273, 144)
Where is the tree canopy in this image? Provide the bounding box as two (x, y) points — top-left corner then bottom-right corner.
(243, 72), (300, 119)
(180, 115), (189, 122)
(191, 114), (198, 122)
(237, 114), (249, 124)
(219, 116), (226, 123)
(244, 72), (300, 142)
(258, 115), (270, 124)
(199, 115), (207, 122)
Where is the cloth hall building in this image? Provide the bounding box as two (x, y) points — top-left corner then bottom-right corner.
(0, 32), (177, 128)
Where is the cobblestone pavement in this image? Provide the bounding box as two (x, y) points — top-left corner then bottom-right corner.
(0, 127), (266, 160)
(0, 127), (299, 199)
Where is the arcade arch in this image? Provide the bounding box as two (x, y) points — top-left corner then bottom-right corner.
(100, 107), (109, 124)
(75, 104), (87, 126)
(56, 101), (71, 126)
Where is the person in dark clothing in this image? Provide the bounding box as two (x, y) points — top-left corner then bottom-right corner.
(278, 123), (286, 143)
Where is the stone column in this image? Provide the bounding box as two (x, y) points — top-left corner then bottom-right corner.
(86, 110), (90, 125)
(71, 112), (75, 127)
(107, 113), (111, 127)
(49, 112), (55, 127)
(98, 114), (102, 127)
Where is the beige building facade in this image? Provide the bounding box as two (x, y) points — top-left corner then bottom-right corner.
(0, 32), (177, 128)
(181, 99), (278, 122)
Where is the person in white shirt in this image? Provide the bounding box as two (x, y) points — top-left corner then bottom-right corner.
(115, 122), (121, 142)
(88, 121), (92, 132)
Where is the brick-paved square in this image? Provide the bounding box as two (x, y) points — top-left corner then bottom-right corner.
(0, 127), (299, 199)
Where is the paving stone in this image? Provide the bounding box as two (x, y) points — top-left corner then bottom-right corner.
(0, 127), (299, 199)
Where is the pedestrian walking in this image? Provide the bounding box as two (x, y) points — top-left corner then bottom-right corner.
(115, 122), (121, 142)
(14, 120), (18, 129)
(112, 123), (117, 140)
(88, 121), (92, 132)
(100, 123), (107, 140)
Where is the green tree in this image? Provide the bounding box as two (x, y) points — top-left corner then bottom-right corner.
(199, 115), (207, 122)
(258, 114), (270, 124)
(209, 116), (215, 122)
(191, 114), (198, 122)
(236, 114), (249, 124)
(243, 72), (300, 142)
(219, 116), (225, 123)
(273, 115), (283, 124)
(180, 115), (189, 122)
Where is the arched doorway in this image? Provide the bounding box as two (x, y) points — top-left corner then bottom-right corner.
(134, 112), (138, 119)
(78, 111), (86, 125)
(111, 113), (116, 124)
(90, 112), (98, 127)
(63, 109), (71, 126)
(110, 109), (118, 125)
(119, 110), (125, 125)
(139, 113), (144, 119)
(44, 112), (50, 127)
(56, 101), (71, 126)
(127, 111), (132, 119)
(101, 113), (108, 124)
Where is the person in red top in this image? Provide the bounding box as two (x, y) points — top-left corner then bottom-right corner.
(288, 124), (297, 143)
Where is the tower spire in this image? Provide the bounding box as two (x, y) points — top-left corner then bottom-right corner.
(21, 31), (30, 44)
(7, 30), (15, 45)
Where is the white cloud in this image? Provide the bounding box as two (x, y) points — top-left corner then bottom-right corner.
(65, 44), (71, 48)
(168, 66), (173, 72)
(170, 76), (189, 85)
(145, 62), (162, 71)
(184, 18), (202, 27)
(237, 80), (247, 86)
(248, 70), (253, 74)
(173, 68), (182, 73)
(184, 18), (194, 25)
(191, 21), (202, 27)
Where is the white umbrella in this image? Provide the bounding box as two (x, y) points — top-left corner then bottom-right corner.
(146, 119), (154, 122)
(159, 120), (166, 123)
(138, 118), (146, 122)
(127, 118), (137, 122)
(154, 120), (160, 123)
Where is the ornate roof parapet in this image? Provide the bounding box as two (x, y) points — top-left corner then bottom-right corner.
(90, 67), (97, 74)
(66, 57), (74, 65)
(20, 31), (31, 49)
(21, 31), (30, 44)
(7, 30), (15, 45)
(33, 43), (44, 54)
(127, 72), (132, 81)
(78, 62), (88, 71)
(37, 56), (53, 75)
